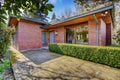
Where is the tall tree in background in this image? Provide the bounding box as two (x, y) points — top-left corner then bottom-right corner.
(23, 8), (49, 22)
(59, 8), (74, 19)
(51, 12), (56, 20)
(22, 10), (48, 22)
(74, 0), (119, 8)
(74, 0), (113, 11)
(73, 0), (117, 15)
(74, 2), (83, 15)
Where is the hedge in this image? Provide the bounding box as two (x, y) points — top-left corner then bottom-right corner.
(49, 43), (120, 68)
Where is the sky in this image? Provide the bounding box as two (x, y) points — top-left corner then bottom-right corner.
(48, 0), (75, 20)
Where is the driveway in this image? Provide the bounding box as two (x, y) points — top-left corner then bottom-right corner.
(10, 47), (120, 80)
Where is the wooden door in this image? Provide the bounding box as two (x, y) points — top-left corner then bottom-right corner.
(106, 23), (111, 45)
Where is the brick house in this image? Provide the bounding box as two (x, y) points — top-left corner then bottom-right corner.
(9, 5), (114, 50)
(9, 17), (47, 50)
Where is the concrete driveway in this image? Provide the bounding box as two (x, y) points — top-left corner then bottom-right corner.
(10, 47), (120, 80)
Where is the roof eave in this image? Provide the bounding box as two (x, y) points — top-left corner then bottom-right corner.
(43, 5), (114, 29)
(9, 15), (47, 25)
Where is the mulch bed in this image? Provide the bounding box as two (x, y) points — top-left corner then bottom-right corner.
(3, 68), (14, 80)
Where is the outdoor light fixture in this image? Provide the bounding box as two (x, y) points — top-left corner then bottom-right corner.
(105, 11), (108, 14)
(55, 31), (58, 35)
(101, 11), (108, 17)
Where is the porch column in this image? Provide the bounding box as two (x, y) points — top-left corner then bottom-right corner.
(99, 19), (106, 46)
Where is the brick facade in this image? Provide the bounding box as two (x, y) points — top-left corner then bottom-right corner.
(88, 19), (97, 45)
(88, 17), (111, 46)
(10, 5), (113, 50)
(54, 27), (65, 43)
(16, 18), (111, 50)
(46, 27), (65, 44)
(17, 21), (42, 50)
(48, 18), (110, 46)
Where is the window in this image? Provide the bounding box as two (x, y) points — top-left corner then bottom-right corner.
(42, 32), (47, 44)
(76, 25), (88, 44)
(66, 29), (74, 43)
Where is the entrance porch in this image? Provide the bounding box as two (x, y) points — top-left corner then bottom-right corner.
(42, 7), (113, 46)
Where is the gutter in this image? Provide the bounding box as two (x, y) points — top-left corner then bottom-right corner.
(110, 4), (115, 28)
(93, 14), (99, 46)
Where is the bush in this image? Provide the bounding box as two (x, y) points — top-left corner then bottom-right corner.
(113, 28), (120, 45)
(0, 59), (11, 80)
(49, 43), (120, 68)
(0, 27), (15, 58)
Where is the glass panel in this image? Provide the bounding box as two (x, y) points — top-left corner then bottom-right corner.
(66, 29), (74, 43)
(76, 25), (88, 44)
(50, 32), (54, 43)
(42, 32), (47, 44)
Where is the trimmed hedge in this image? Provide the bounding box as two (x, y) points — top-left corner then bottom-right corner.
(49, 43), (120, 68)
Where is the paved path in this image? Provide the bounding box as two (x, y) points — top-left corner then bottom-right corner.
(10, 47), (120, 80)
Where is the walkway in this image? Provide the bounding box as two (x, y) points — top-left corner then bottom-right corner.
(10, 47), (120, 80)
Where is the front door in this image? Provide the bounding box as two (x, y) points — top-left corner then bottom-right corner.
(50, 31), (54, 43)
(106, 23), (111, 45)
(42, 32), (47, 44)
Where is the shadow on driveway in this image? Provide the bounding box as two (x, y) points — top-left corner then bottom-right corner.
(22, 49), (61, 64)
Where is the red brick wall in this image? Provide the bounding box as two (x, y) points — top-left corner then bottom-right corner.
(47, 19), (108, 46)
(17, 21), (42, 50)
(54, 27), (65, 43)
(88, 18), (107, 46)
(15, 19), (108, 49)
(88, 20), (97, 45)
(47, 27), (65, 43)
(99, 19), (106, 46)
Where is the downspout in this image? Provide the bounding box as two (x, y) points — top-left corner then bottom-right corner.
(93, 14), (99, 46)
(110, 4), (115, 28)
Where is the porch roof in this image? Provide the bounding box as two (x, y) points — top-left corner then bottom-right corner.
(42, 5), (113, 29)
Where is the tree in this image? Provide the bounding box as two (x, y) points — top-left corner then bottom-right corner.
(59, 8), (74, 19)
(74, 0), (119, 8)
(74, 3), (83, 15)
(74, 0), (114, 12)
(113, 28), (120, 45)
(0, 0), (54, 26)
(0, 0), (54, 58)
(51, 12), (56, 20)
(22, 8), (50, 22)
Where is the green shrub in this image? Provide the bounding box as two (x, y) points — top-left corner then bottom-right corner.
(0, 59), (11, 80)
(49, 43), (120, 68)
(113, 28), (120, 45)
(0, 27), (15, 58)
